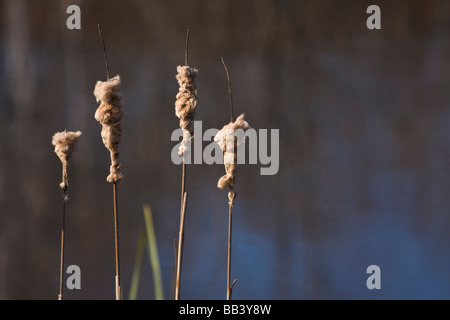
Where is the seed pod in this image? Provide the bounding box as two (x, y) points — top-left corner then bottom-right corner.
(175, 65), (198, 157)
(52, 130), (82, 190)
(214, 114), (250, 190)
(94, 75), (124, 183)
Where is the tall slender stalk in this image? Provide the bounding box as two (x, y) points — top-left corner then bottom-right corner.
(113, 182), (121, 300)
(179, 27), (190, 212)
(221, 57), (233, 123)
(218, 58), (246, 300)
(58, 187), (67, 300)
(175, 26), (195, 300)
(97, 24), (123, 300)
(52, 130), (82, 300)
(180, 158), (186, 223)
(98, 24), (110, 81)
(227, 195), (233, 300)
(175, 192), (187, 300)
(222, 58), (236, 300)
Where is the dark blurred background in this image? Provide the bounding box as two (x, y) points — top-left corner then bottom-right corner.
(1, 0), (450, 300)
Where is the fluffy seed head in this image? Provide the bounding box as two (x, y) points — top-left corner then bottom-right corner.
(175, 65), (198, 156)
(94, 75), (124, 183)
(214, 114), (250, 190)
(52, 130), (82, 189)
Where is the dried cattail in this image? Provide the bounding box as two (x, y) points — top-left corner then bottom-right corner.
(218, 58), (248, 300)
(52, 129), (81, 301)
(174, 27), (197, 300)
(94, 75), (124, 183)
(96, 25), (124, 300)
(52, 130), (82, 190)
(175, 65), (198, 156)
(214, 114), (250, 190)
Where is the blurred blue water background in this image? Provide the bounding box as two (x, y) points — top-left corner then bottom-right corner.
(1, 0), (450, 299)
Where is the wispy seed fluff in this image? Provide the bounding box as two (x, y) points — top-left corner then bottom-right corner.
(52, 130), (82, 190)
(214, 114), (250, 190)
(94, 75), (124, 183)
(175, 65), (198, 156)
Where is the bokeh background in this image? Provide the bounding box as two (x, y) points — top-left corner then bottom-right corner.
(1, 0), (450, 300)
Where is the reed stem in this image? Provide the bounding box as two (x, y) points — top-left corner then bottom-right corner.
(113, 182), (121, 300)
(98, 24), (121, 300)
(180, 161), (186, 217)
(222, 57), (238, 300)
(175, 26), (191, 300)
(98, 24), (110, 81)
(58, 187), (67, 300)
(185, 27), (190, 67)
(227, 199), (233, 300)
(221, 57), (233, 123)
(175, 192), (187, 300)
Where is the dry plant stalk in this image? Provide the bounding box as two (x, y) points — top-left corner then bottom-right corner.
(215, 58), (250, 300)
(94, 24), (124, 300)
(214, 113), (249, 300)
(174, 27), (197, 300)
(52, 130), (82, 300)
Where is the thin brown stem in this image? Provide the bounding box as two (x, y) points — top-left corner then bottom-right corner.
(226, 195), (238, 300)
(175, 192), (188, 300)
(98, 23), (120, 300)
(174, 150), (186, 299)
(180, 25), (189, 241)
(222, 58), (237, 299)
(175, 159), (186, 298)
(221, 57), (233, 123)
(113, 182), (121, 300)
(97, 24), (110, 81)
(181, 161), (186, 215)
(175, 28), (191, 300)
(185, 26), (190, 66)
(58, 188), (67, 300)
(226, 198), (232, 300)
(173, 238), (179, 299)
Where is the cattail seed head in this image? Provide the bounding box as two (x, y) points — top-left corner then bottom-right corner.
(52, 130), (82, 190)
(175, 65), (198, 156)
(214, 114), (250, 190)
(94, 75), (124, 183)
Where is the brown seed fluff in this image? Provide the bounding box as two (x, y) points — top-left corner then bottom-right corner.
(175, 65), (198, 156)
(94, 75), (124, 183)
(52, 130), (82, 189)
(214, 114), (250, 190)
